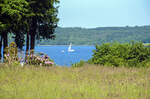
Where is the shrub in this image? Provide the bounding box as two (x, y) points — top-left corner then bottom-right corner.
(4, 42), (18, 64)
(90, 42), (150, 67)
(4, 42), (54, 67)
(26, 54), (54, 66)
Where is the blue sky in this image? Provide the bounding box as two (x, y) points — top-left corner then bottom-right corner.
(58, 0), (150, 28)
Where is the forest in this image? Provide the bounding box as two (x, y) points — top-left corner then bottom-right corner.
(38, 26), (150, 45)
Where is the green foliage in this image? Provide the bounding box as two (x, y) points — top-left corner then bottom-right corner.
(37, 26), (150, 45)
(0, 0), (59, 51)
(1, 0), (29, 21)
(0, 0), (29, 28)
(0, 0), (29, 52)
(27, 0), (59, 42)
(90, 42), (150, 67)
(4, 42), (18, 64)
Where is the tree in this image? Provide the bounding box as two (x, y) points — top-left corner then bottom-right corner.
(0, 0), (59, 60)
(0, 0), (29, 59)
(26, 0), (59, 54)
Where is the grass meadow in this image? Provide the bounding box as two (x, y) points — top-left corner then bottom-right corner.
(0, 64), (150, 99)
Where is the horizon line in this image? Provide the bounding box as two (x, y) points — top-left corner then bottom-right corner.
(57, 25), (150, 29)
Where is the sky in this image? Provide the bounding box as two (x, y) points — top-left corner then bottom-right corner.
(58, 0), (150, 28)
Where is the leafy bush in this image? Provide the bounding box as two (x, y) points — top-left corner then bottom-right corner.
(26, 54), (54, 66)
(90, 42), (150, 67)
(4, 42), (18, 64)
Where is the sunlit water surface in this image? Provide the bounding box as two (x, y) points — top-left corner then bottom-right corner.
(35, 45), (95, 66)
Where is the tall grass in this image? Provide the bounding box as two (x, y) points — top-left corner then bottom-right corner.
(0, 64), (150, 99)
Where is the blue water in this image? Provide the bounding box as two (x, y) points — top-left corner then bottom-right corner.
(35, 46), (95, 66)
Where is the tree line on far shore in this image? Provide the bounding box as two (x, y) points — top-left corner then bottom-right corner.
(38, 26), (150, 45)
(0, 0), (59, 59)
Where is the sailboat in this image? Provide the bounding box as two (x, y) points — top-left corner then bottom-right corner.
(68, 43), (75, 52)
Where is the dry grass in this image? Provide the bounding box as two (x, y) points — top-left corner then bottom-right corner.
(0, 64), (150, 99)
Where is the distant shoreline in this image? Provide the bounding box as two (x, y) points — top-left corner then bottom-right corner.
(37, 45), (95, 46)
(37, 43), (150, 46)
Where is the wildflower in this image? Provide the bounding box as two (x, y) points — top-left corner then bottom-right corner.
(7, 54), (9, 56)
(45, 61), (54, 65)
(37, 56), (41, 60)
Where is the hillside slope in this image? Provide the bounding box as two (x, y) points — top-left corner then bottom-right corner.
(39, 26), (150, 45)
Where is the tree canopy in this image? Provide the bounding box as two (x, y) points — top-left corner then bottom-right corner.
(0, 0), (59, 59)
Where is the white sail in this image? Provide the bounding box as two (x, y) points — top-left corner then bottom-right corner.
(68, 43), (75, 52)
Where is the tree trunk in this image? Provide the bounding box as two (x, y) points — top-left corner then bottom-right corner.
(0, 35), (3, 60)
(2, 32), (8, 59)
(25, 31), (29, 58)
(30, 18), (37, 54)
(30, 33), (35, 52)
(30, 28), (36, 55)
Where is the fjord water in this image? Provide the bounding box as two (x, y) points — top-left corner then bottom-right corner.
(35, 46), (95, 66)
